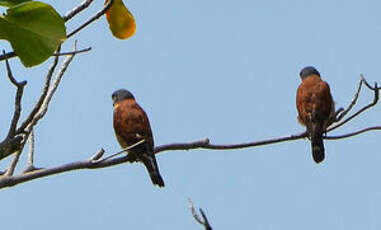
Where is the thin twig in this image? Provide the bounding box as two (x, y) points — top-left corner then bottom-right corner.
(52, 47), (92, 56)
(93, 139), (146, 163)
(4, 150), (21, 176)
(333, 78), (363, 122)
(67, 0), (113, 38)
(188, 198), (213, 230)
(3, 50), (27, 138)
(3, 50), (23, 87)
(326, 126), (381, 140)
(189, 198), (204, 225)
(63, 0), (95, 21)
(27, 130), (35, 166)
(328, 76), (379, 132)
(199, 209), (212, 230)
(0, 48), (91, 63)
(361, 74), (381, 90)
(0, 52), (16, 62)
(90, 148), (105, 161)
(22, 129), (36, 173)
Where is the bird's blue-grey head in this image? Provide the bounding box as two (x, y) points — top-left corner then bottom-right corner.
(299, 66), (320, 79)
(112, 89), (135, 105)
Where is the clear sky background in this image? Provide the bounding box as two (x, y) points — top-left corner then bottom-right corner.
(1, 0), (381, 229)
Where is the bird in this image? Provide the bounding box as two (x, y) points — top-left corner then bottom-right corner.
(296, 66), (335, 163)
(112, 89), (165, 187)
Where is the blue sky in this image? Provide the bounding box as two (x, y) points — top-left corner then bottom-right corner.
(1, 0), (381, 229)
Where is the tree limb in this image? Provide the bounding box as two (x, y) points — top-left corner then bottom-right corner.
(154, 133), (307, 153)
(0, 136), (23, 162)
(1, 123), (381, 189)
(0, 43), (78, 163)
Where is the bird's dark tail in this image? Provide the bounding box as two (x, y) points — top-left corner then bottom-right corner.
(310, 123), (325, 164)
(141, 152), (165, 187)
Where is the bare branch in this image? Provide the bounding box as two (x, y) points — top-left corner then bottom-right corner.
(52, 47), (92, 56)
(0, 148), (134, 189)
(0, 47), (91, 63)
(326, 126), (381, 140)
(22, 130), (38, 173)
(67, 0), (113, 38)
(333, 77), (363, 122)
(27, 130), (35, 166)
(63, 0), (95, 22)
(188, 198), (213, 230)
(188, 198), (205, 225)
(90, 148), (105, 161)
(199, 209), (212, 230)
(93, 139), (146, 163)
(0, 51), (16, 62)
(0, 133), (309, 189)
(4, 150), (21, 176)
(328, 76), (379, 132)
(154, 133), (307, 154)
(0, 122), (380, 189)
(361, 74), (381, 90)
(2, 50), (27, 138)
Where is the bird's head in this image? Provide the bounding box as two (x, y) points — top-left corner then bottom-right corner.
(112, 89), (135, 106)
(299, 66), (320, 80)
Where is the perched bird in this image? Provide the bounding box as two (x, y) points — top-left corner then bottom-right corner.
(296, 66), (335, 163)
(112, 89), (165, 187)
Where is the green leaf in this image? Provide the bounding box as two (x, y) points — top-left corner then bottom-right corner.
(0, 1), (66, 67)
(0, 0), (32, 7)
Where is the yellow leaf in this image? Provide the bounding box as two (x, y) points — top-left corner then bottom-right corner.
(105, 0), (136, 39)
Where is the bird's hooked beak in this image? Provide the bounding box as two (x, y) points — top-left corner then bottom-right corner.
(113, 102), (122, 109)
